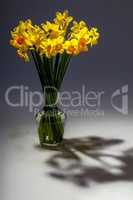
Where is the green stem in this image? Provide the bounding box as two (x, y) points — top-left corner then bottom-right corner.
(54, 53), (60, 84)
(57, 55), (71, 89)
(43, 55), (54, 86)
(55, 52), (71, 89)
(31, 51), (44, 92)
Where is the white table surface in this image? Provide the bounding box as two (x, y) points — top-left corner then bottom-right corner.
(1, 115), (133, 200)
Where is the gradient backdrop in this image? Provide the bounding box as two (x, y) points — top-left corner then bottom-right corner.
(1, 0), (133, 127)
(1, 1), (133, 199)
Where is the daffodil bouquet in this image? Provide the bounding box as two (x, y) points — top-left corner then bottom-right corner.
(10, 10), (100, 146)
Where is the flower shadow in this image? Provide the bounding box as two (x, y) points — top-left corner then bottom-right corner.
(42, 136), (133, 187)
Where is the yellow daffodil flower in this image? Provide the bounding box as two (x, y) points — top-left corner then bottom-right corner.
(54, 10), (73, 30)
(64, 39), (79, 55)
(71, 20), (88, 33)
(17, 48), (29, 62)
(10, 19), (46, 61)
(88, 27), (100, 46)
(10, 10), (100, 60)
(42, 21), (64, 39)
(39, 36), (64, 57)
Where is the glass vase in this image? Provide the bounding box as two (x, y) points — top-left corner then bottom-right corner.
(35, 87), (66, 147)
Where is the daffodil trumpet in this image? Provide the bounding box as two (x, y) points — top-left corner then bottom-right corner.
(10, 10), (100, 146)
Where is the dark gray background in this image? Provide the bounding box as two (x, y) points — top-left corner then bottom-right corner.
(0, 0), (133, 127)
